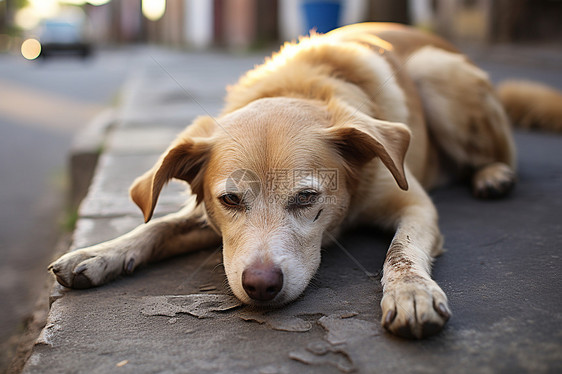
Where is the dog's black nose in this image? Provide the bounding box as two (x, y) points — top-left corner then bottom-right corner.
(242, 263), (283, 301)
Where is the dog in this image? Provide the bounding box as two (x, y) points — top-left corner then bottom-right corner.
(50, 23), (553, 339)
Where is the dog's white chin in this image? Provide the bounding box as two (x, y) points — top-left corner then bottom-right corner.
(227, 269), (315, 307)
(223, 243), (322, 307)
(231, 287), (303, 308)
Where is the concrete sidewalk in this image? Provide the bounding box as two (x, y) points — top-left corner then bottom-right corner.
(23, 46), (562, 373)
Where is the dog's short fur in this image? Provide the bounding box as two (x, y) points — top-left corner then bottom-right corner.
(51, 23), (538, 339)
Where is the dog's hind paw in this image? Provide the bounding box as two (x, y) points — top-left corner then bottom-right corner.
(472, 162), (515, 199)
(49, 245), (137, 289)
(381, 278), (451, 339)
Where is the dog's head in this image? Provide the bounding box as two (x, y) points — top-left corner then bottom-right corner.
(129, 98), (410, 306)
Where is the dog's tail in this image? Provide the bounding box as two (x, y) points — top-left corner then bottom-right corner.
(497, 80), (562, 132)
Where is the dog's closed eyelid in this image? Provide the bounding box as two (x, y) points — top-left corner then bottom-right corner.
(287, 190), (320, 210)
(218, 193), (244, 209)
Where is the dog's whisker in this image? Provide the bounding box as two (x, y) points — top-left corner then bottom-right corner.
(174, 245), (223, 292)
(212, 261), (225, 273)
(221, 278), (232, 293)
(307, 277), (321, 290)
(325, 232), (377, 280)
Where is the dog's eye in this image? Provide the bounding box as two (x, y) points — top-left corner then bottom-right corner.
(290, 190), (319, 209)
(219, 193), (242, 208)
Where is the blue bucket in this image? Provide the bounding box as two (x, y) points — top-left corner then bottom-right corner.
(302, 0), (342, 34)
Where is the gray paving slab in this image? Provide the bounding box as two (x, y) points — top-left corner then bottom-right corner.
(117, 102), (223, 128)
(79, 152), (187, 218)
(23, 47), (562, 373)
(116, 50), (262, 130)
(106, 127), (180, 155)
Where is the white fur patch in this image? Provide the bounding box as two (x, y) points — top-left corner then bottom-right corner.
(406, 46), (489, 83)
(355, 49), (410, 124)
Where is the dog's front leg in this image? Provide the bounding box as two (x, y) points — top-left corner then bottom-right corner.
(370, 177), (451, 339)
(49, 203), (221, 289)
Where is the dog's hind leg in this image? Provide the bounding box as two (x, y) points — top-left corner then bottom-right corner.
(406, 46), (516, 198)
(49, 201), (221, 289)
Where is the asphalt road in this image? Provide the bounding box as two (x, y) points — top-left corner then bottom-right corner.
(0, 48), (134, 366)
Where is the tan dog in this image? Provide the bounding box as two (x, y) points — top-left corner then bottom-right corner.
(51, 23), (526, 339)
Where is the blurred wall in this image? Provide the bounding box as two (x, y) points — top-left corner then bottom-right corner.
(184, 0), (213, 48)
(280, 0), (369, 41)
(490, 0), (562, 43)
(81, 0), (562, 48)
(415, 0), (562, 43)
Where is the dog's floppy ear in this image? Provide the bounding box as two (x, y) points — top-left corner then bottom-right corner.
(130, 138), (211, 222)
(328, 117), (411, 190)
(129, 114), (217, 223)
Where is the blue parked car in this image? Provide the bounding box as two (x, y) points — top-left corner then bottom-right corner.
(36, 19), (92, 59)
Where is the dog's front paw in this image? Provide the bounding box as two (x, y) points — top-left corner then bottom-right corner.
(49, 245), (136, 289)
(381, 278), (451, 339)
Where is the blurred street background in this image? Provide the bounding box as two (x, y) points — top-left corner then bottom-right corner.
(0, 0), (561, 372)
(0, 47), (142, 370)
